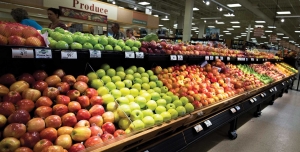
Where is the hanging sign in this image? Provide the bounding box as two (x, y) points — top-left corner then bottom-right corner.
(253, 27), (264, 37)
(269, 34), (277, 43)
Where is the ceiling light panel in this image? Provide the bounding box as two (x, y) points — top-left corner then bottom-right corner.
(277, 11), (291, 14)
(227, 4), (241, 7)
(255, 21), (266, 23)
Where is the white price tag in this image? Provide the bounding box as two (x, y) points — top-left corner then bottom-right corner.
(35, 49), (52, 59)
(170, 55), (177, 60)
(235, 106), (241, 111)
(274, 87), (277, 91)
(265, 59), (267, 61)
(125, 52), (135, 58)
(12, 48), (34, 58)
(89, 50), (101, 58)
(135, 52), (144, 59)
(264, 93), (267, 96)
(204, 120), (212, 127)
(246, 58), (248, 61)
(61, 50), (77, 59)
(282, 82), (285, 86)
(230, 108), (237, 113)
(250, 99), (254, 103)
(210, 56), (214, 60)
(227, 57), (230, 61)
(261, 93), (265, 97)
(205, 56), (209, 60)
(253, 98), (257, 102)
(251, 58), (254, 61)
(215, 56), (219, 60)
(270, 89), (273, 93)
(220, 56), (224, 60)
(197, 111), (204, 116)
(237, 57), (245, 61)
(194, 124), (203, 133)
(177, 55), (183, 61)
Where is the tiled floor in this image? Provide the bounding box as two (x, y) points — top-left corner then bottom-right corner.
(182, 90), (300, 152)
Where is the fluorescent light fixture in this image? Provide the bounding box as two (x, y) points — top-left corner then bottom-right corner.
(224, 14), (235, 17)
(201, 17), (222, 19)
(153, 15), (159, 17)
(208, 26), (215, 28)
(268, 26), (276, 28)
(241, 35), (247, 37)
(251, 38), (256, 39)
(223, 31), (229, 32)
(192, 27), (198, 29)
(283, 37), (289, 39)
(255, 21), (266, 23)
(281, 19), (285, 22)
(292, 41), (296, 44)
(134, 6), (137, 10)
(193, 7), (199, 11)
(230, 21), (240, 24)
(260, 43), (264, 44)
(161, 17), (169, 20)
(219, 35), (224, 36)
(227, 28), (234, 30)
(264, 42), (268, 43)
(159, 24), (163, 26)
(255, 25), (264, 28)
(216, 22), (225, 24)
(276, 38), (281, 40)
(295, 31), (300, 33)
(119, 6), (124, 8)
(265, 30), (273, 32)
(295, 44), (299, 46)
(227, 4), (241, 7)
(277, 33), (284, 35)
(112, 1), (116, 4)
(225, 33), (232, 35)
(232, 26), (240, 28)
(236, 36), (241, 38)
(234, 38), (239, 39)
(195, 31), (199, 32)
(241, 33), (247, 34)
(246, 28), (254, 30)
(261, 36), (266, 38)
(191, 29), (196, 30)
(277, 11), (291, 14)
(192, 23), (195, 25)
(289, 40), (294, 42)
(138, 2), (150, 5)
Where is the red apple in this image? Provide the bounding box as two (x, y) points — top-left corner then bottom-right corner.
(33, 70), (48, 81)
(18, 73), (35, 85)
(15, 147), (34, 152)
(10, 80), (29, 93)
(89, 104), (105, 116)
(61, 113), (77, 127)
(68, 143), (85, 152)
(114, 129), (126, 138)
(33, 139), (53, 152)
(90, 125), (103, 136)
(101, 122), (116, 134)
(56, 82), (70, 94)
(89, 115), (104, 127)
(84, 88), (98, 98)
(32, 81), (48, 92)
(43, 87), (59, 100)
(3, 91), (22, 104)
(35, 106), (53, 119)
(73, 81), (88, 93)
(20, 131), (40, 148)
(3, 123), (26, 138)
(15, 99), (35, 112)
(41, 145), (64, 152)
(0, 137), (21, 152)
(0, 73), (16, 86)
(76, 75), (89, 83)
(66, 90), (80, 100)
(52, 104), (68, 116)
(39, 127), (57, 142)
(56, 95), (70, 105)
(26, 118), (45, 132)
(35, 96), (53, 107)
(77, 95), (90, 108)
(102, 111), (115, 123)
(90, 96), (103, 105)
(68, 101), (81, 113)
(76, 109), (91, 121)
(8, 109), (31, 124)
(57, 126), (73, 136)
(45, 75), (61, 87)
(84, 136), (103, 148)
(53, 69), (65, 79)
(55, 134), (72, 149)
(45, 115), (62, 129)
(0, 101), (15, 117)
(0, 84), (9, 96)
(62, 75), (76, 86)
(22, 88), (41, 102)
(75, 120), (90, 128)
(100, 132), (114, 142)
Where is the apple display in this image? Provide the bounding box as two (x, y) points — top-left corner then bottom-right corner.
(160, 111), (171, 122)
(0, 137), (21, 152)
(129, 120), (145, 131)
(43, 87), (59, 100)
(84, 88), (98, 98)
(73, 81), (88, 93)
(9, 80), (29, 93)
(114, 129), (126, 138)
(173, 99), (183, 107)
(102, 111), (115, 123)
(106, 102), (118, 111)
(167, 109), (178, 119)
(134, 96), (147, 108)
(156, 99), (167, 107)
(100, 133), (114, 142)
(120, 88), (130, 96)
(45, 115), (62, 129)
(15, 99), (35, 112)
(90, 125), (103, 136)
(76, 75), (89, 83)
(39, 127), (58, 142)
(117, 105), (131, 118)
(56, 95), (70, 105)
(176, 106), (187, 116)
(142, 109), (154, 117)
(66, 90), (80, 101)
(97, 86), (109, 96)
(142, 116), (155, 128)
(57, 126), (73, 136)
(32, 81), (48, 92)
(130, 109), (144, 121)
(20, 131), (40, 148)
(26, 118), (45, 132)
(90, 96), (103, 105)
(45, 75), (61, 87)
(33, 139), (53, 152)
(101, 122), (116, 134)
(146, 100), (157, 111)
(152, 114), (163, 125)
(185, 103), (195, 113)
(62, 75), (76, 86)
(155, 106), (166, 114)
(102, 94), (115, 105)
(71, 126), (91, 142)
(125, 95), (134, 102)
(129, 102), (140, 111)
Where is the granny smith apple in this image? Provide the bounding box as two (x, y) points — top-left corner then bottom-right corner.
(120, 88), (130, 96)
(142, 109), (154, 117)
(123, 46), (131, 51)
(129, 102), (140, 111)
(99, 37), (108, 46)
(137, 67), (145, 73)
(101, 75), (111, 84)
(112, 76), (121, 83)
(71, 42), (82, 49)
(156, 99), (167, 107)
(166, 103), (176, 110)
(134, 96), (147, 108)
(132, 46), (139, 52)
(133, 78), (143, 84)
(91, 79), (104, 89)
(180, 97), (189, 106)
(105, 82), (116, 91)
(149, 81), (157, 89)
(115, 81), (125, 89)
(156, 80), (163, 87)
(171, 95), (179, 102)
(130, 88), (139, 97)
(125, 74), (134, 81)
(168, 109), (178, 119)
(185, 103), (194, 113)
(146, 70), (154, 76)
(142, 116), (155, 128)
(56, 40), (69, 49)
(106, 68), (116, 77)
(153, 87), (161, 93)
(49, 39), (57, 49)
(117, 104), (131, 118)
(125, 95), (135, 102)
(132, 83), (141, 91)
(166, 92), (174, 96)
(114, 110), (120, 123)
(147, 89), (155, 94)
(141, 83), (150, 90)
(150, 75), (158, 81)
(107, 102), (118, 111)
(146, 100), (157, 111)
(176, 106), (186, 116)
(94, 44), (104, 50)
(160, 111), (171, 122)
(114, 45), (122, 51)
(97, 86), (109, 96)
(123, 79), (133, 88)
(155, 106), (166, 114)
(141, 73), (149, 78)
(129, 120), (145, 131)
(83, 42), (93, 49)
(161, 86), (168, 93)
(100, 63), (110, 71)
(111, 89), (122, 98)
(96, 69), (106, 78)
(125, 69), (134, 75)
(152, 114), (163, 125)
(125, 39), (134, 47)
(117, 41), (126, 48)
(173, 100), (183, 107)
(140, 92), (151, 101)
(130, 110), (144, 121)
(116, 96), (129, 105)
(116, 66), (124, 72)
(133, 73), (141, 78)
(105, 45), (113, 51)
(141, 77), (149, 83)
(116, 71), (126, 80)
(139, 90), (148, 95)
(129, 66), (137, 72)
(102, 94), (115, 105)
(134, 41), (141, 48)
(162, 95), (172, 104)
(151, 92), (161, 101)
(62, 34), (73, 44)
(118, 117), (131, 130)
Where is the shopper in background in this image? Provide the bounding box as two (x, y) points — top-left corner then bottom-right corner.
(47, 8), (67, 30)
(111, 23), (125, 39)
(10, 8), (42, 30)
(126, 29), (136, 40)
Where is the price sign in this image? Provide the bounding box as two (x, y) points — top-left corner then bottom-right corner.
(170, 55), (177, 60)
(282, 82), (285, 86)
(274, 87), (277, 91)
(250, 99), (254, 103)
(205, 56), (209, 60)
(12, 48), (34, 58)
(177, 55), (183, 61)
(215, 56), (219, 60)
(256, 58), (259, 61)
(261, 93), (265, 97)
(204, 120), (212, 127)
(125, 52), (135, 58)
(246, 58), (248, 61)
(220, 56), (224, 60)
(135, 52), (144, 59)
(251, 58), (254, 61)
(235, 106), (241, 111)
(270, 89), (273, 93)
(237, 57), (245, 61)
(253, 97), (257, 102)
(35, 49), (52, 59)
(230, 108), (237, 113)
(227, 57), (230, 61)
(89, 50), (101, 58)
(61, 51), (77, 59)
(209, 56), (214, 60)
(194, 124), (203, 133)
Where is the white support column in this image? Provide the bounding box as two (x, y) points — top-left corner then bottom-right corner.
(182, 0), (194, 42)
(198, 24), (205, 38)
(246, 24), (251, 41)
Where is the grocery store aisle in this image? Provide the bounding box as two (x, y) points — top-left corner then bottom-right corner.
(182, 90), (300, 152)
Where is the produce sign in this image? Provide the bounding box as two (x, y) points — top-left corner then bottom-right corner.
(60, 6), (107, 23)
(253, 27), (264, 37)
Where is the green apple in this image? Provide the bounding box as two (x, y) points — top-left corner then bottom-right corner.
(71, 42), (82, 49)
(118, 117), (131, 130)
(162, 95), (172, 104)
(129, 65), (137, 72)
(113, 110), (120, 123)
(168, 109), (178, 119)
(160, 111), (171, 122)
(102, 94), (115, 105)
(140, 92), (151, 101)
(130, 89), (139, 97)
(176, 106), (186, 116)
(146, 100), (157, 111)
(125, 39), (134, 47)
(153, 87), (161, 93)
(166, 103), (176, 110)
(124, 46), (131, 51)
(99, 37), (108, 46)
(107, 102), (118, 111)
(105, 45), (113, 51)
(134, 96), (147, 108)
(101, 76), (111, 84)
(141, 83), (150, 91)
(151, 92), (161, 101)
(117, 104), (131, 118)
(147, 89), (155, 94)
(114, 45), (122, 51)
(133, 73), (141, 78)
(142, 116), (155, 128)
(125, 69), (134, 75)
(125, 128), (131, 134)
(117, 72), (126, 80)
(141, 73), (149, 78)
(115, 81), (125, 89)
(134, 41), (141, 48)
(129, 120), (144, 131)
(87, 37), (98, 46)
(100, 63), (110, 71)
(83, 42), (93, 49)
(111, 89), (122, 99)
(49, 39), (57, 49)
(156, 80), (163, 87)
(130, 110), (144, 121)
(120, 88), (130, 96)
(129, 102), (140, 111)
(112, 76), (121, 83)
(139, 90), (148, 95)
(141, 77), (149, 84)
(94, 44), (104, 50)
(185, 103), (194, 113)
(106, 68), (116, 77)
(180, 97), (189, 106)
(125, 95), (135, 102)
(152, 114), (163, 125)
(116, 66), (124, 72)
(146, 70), (154, 76)
(56, 40), (69, 49)
(160, 93), (166, 97)
(132, 83), (141, 91)
(156, 99), (167, 107)
(97, 86), (109, 96)
(161, 86), (168, 93)
(125, 74), (134, 81)
(96, 69), (106, 78)
(171, 95), (179, 102)
(116, 96), (129, 105)
(91, 79), (104, 89)
(133, 78), (143, 84)
(137, 67), (145, 74)
(117, 41), (126, 48)
(155, 106), (166, 114)
(149, 81), (157, 89)
(142, 109), (154, 117)
(105, 82), (116, 91)
(150, 75), (158, 81)
(123, 80), (133, 88)
(166, 92), (174, 96)
(173, 100), (183, 107)
(87, 72), (98, 81)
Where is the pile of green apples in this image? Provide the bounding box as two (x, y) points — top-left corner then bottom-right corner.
(87, 64), (194, 132)
(42, 27), (141, 51)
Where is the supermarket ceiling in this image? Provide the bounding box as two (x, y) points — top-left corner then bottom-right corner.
(104, 0), (300, 45)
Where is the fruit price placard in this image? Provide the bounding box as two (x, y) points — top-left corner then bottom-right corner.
(11, 48), (34, 59)
(135, 52), (144, 59)
(89, 50), (101, 58)
(35, 49), (52, 59)
(125, 52), (135, 58)
(61, 50), (77, 59)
